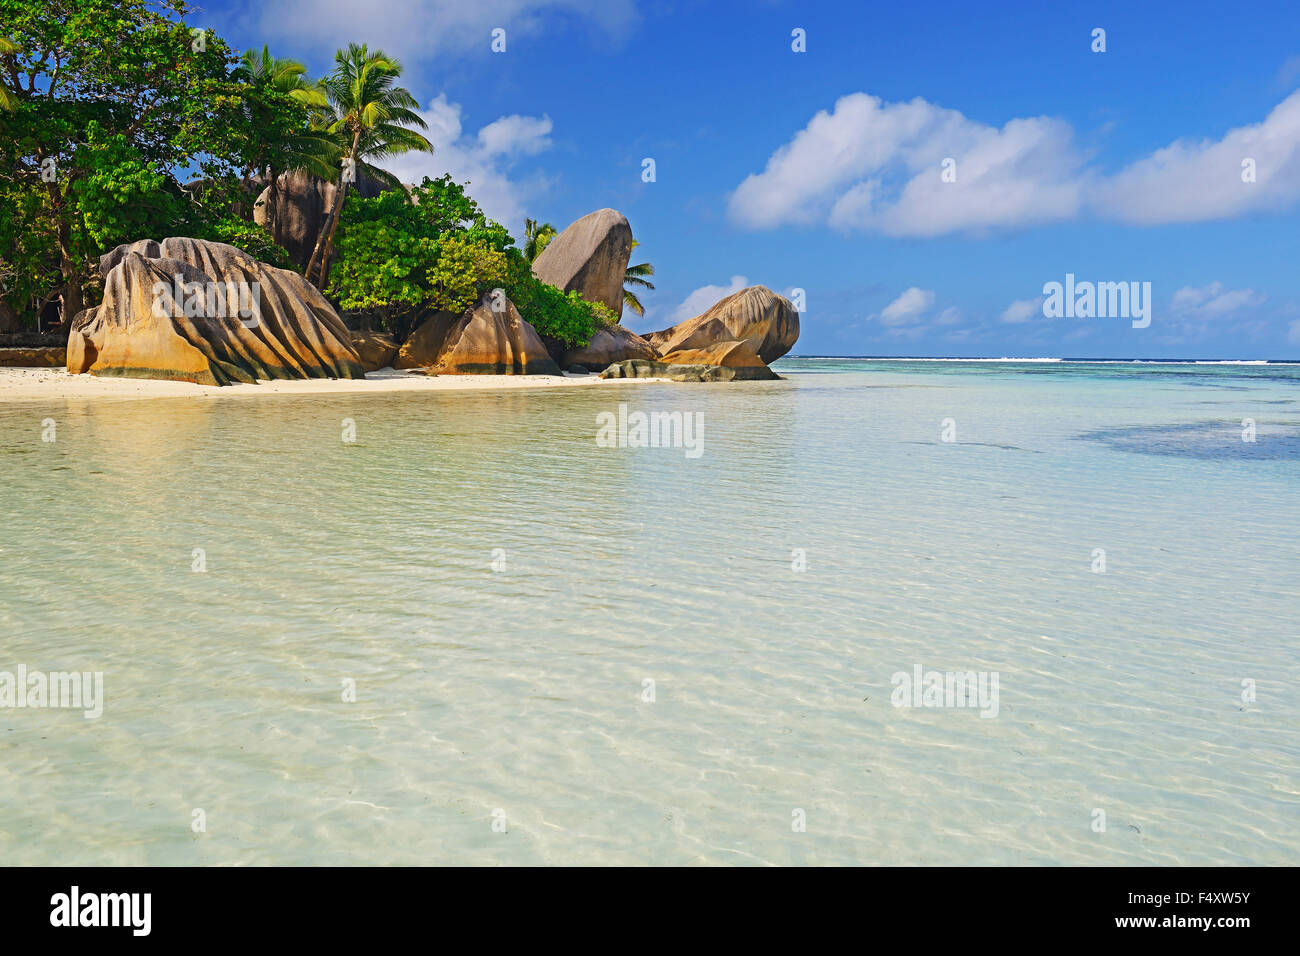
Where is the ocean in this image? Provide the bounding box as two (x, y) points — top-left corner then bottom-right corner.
(1, 358), (1297, 864)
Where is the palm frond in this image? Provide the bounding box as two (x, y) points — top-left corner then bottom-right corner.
(289, 83), (329, 109)
(363, 123), (432, 151)
(0, 36), (18, 109)
(304, 41), (432, 287)
(284, 133), (342, 179)
(354, 161), (409, 195)
(522, 219), (558, 261)
(622, 247), (655, 309)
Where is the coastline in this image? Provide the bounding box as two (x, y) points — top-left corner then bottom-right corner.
(0, 366), (676, 400)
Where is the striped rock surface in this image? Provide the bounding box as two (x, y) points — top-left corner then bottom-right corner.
(68, 238), (364, 387)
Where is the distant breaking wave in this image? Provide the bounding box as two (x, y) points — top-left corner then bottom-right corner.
(792, 356), (1064, 362)
(884, 357), (1063, 363)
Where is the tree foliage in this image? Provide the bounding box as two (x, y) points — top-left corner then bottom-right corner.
(0, 0), (305, 325)
(522, 218), (556, 263)
(329, 175), (610, 346)
(0, 3), (620, 350)
(303, 43), (431, 288)
(622, 239), (656, 317)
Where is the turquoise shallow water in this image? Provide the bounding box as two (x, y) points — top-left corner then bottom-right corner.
(1, 359), (1297, 865)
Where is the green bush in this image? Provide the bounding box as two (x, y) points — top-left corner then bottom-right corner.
(328, 175), (609, 346)
(504, 255), (614, 347)
(203, 218), (295, 271)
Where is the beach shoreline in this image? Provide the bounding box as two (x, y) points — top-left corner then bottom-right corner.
(0, 366), (677, 400)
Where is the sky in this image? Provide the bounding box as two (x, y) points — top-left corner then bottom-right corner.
(197, 0), (1300, 358)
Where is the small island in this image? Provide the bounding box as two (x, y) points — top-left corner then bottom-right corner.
(0, 11), (798, 393)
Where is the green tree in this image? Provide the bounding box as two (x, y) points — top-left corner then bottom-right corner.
(505, 260), (613, 347)
(68, 122), (183, 252)
(304, 43), (432, 289)
(0, 0), (239, 323)
(622, 240), (655, 317)
(329, 175), (610, 346)
(231, 46), (334, 244)
(328, 176), (509, 338)
(0, 37), (16, 111)
(522, 218), (556, 263)
(0, 180), (58, 326)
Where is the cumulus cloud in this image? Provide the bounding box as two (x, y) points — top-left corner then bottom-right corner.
(256, 0), (638, 68)
(1094, 91), (1300, 223)
(1000, 297), (1044, 324)
(477, 115), (554, 157)
(729, 94), (1085, 236)
(729, 90), (1300, 235)
(878, 287), (934, 326)
(1168, 282), (1267, 320)
(378, 94), (552, 230)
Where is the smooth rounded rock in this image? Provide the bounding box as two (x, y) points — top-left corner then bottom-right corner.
(531, 209), (634, 318)
(647, 285), (799, 365)
(562, 323), (658, 371)
(69, 238), (365, 386)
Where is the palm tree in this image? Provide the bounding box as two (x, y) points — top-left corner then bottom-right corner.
(0, 37), (18, 112)
(622, 240), (655, 317)
(304, 44), (432, 289)
(234, 45), (327, 108)
(522, 218), (556, 263)
(232, 46), (334, 244)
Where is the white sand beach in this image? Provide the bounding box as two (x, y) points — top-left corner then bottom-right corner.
(0, 366), (672, 400)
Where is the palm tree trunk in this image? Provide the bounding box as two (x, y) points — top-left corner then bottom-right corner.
(267, 169), (280, 246)
(314, 193), (348, 289)
(239, 167), (256, 220)
(306, 181), (346, 288)
(44, 181), (82, 325)
(306, 129), (361, 288)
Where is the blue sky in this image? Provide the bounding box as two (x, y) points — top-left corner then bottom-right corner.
(202, 0), (1300, 358)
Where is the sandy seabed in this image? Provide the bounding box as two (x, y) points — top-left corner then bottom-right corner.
(0, 366), (670, 400)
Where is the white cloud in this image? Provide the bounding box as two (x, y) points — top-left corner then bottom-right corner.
(878, 287), (934, 326)
(665, 275), (749, 325)
(729, 90), (1300, 234)
(256, 0), (638, 68)
(1094, 91), (1300, 223)
(477, 115), (553, 157)
(1000, 297), (1043, 324)
(1169, 282), (1267, 320)
(378, 94), (552, 231)
(729, 93), (1085, 236)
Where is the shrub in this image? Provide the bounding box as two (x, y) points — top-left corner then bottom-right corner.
(504, 256), (614, 347)
(328, 175), (609, 347)
(203, 218), (295, 270)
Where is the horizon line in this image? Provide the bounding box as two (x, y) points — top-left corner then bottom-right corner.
(779, 355), (1300, 364)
